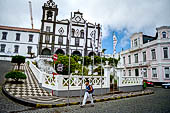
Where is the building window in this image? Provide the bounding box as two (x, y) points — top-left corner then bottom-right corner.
(163, 47), (168, 59)
(16, 33), (20, 41)
(135, 69), (139, 76)
(134, 53), (138, 63)
(29, 34), (33, 42)
(128, 55), (131, 64)
(143, 68), (147, 78)
(80, 30), (84, 38)
(75, 38), (79, 46)
(27, 46), (32, 54)
(72, 29), (75, 37)
(129, 70), (131, 76)
(123, 56), (125, 64)
(152, 68), (157, 78)
(0, 44), (6, 52)
(165, 67), (170, 79)
(123, 70), (126, 76)
(151, 49), (156, 60)
(45, 35), (50, 43)
(47, 10), (53, 20)
(2, 32), (8, 40)
(143, 51), (146, 62)
(58, 36), (63, 45)
(134, 39), (138, 47)
(14, 45), (19, 53)
(46, 26), (51, 32)
(162, 32), (166, 38)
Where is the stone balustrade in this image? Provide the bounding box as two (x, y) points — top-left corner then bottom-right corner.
(29, 60), (109, 91)
(119, 76), (143, 87)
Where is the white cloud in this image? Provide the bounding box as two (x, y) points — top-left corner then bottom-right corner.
(0, 0), (170, 39)
(119, 30), (131, 48)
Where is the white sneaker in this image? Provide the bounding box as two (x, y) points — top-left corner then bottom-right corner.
(80, 105), (85, 108)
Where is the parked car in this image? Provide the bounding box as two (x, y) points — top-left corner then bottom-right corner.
(162, 83), (170, 89)
(143, 80), (154, 87)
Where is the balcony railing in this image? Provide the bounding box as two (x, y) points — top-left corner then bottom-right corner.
(124, 61), (151, 68)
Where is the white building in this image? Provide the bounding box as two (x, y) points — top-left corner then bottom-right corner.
(117, 26), (170, 85)
(39, 0), (102, 56)
(0, 25), (40, 60)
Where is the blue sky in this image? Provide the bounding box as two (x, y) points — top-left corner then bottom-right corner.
(102, 28), (131, 54)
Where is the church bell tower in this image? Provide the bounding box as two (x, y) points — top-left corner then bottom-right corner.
(39, 0), (58, 55)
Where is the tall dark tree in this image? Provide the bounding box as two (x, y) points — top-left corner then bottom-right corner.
(11, 55), (26, 70)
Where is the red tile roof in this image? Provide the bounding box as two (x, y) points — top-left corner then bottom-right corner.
(0, 25), (40, 33)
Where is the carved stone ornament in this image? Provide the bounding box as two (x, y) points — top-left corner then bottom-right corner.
(75, 16), (81, 22)
(45, 0), (56, 8)
(58, 27), (64, 35)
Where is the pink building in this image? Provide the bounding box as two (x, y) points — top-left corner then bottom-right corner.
(119, 26), (170, 85)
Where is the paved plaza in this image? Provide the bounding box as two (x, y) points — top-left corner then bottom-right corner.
(2, 62), (153, 107)
(0, 61), (170, 113)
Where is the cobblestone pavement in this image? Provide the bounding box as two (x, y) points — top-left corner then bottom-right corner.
(0, 61), (13, 85)
(18, 88), (170, 113)
(0, 89), (32, 113)
(4, 64), (65, 104)
(3, 63), (153, 106)
(5, 64), (52, 97)
(0, 61), (32, 113)
(1, 61), (170, 113)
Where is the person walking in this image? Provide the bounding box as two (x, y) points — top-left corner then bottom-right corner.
(80, 80), (94, 107)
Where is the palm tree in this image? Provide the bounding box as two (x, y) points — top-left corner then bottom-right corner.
(102, 49), (106, 55)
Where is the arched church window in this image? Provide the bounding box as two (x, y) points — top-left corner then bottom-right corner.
(47, 10), (53, 20)
(162, 32), (166, 38)
(72, 29), (75, 37)
(80, 30), (84, 38)
(45, 35), (50, 43)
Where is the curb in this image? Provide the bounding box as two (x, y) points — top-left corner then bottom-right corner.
(2, 84), (154, 108)
(2, 85), (36, 107)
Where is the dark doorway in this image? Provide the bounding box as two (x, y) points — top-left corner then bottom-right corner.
(72, 51), (82, 56)
(88, 52), (96, 57)
(41, 48), (51, 55)
(55, 49), (65, 55)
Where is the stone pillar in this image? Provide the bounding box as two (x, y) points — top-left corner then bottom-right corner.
(104, 61), (111, 88)
(116, 68), (122, 87)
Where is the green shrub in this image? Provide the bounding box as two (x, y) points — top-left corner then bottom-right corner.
(27, 61), (30, 65)
(94, 56), (101, 65)
(72, 66), (89, 76)
(84, 56), (92, 66)
(72, 55), (82, 63)
(54, 54), (79, 75)
(94, 66), (104, 76)
(11, 55), (25, 70)
(5, 71), (27, 82)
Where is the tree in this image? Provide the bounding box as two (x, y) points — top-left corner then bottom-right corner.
(102, 49), (106, 54)
(5, 71), (26, 82)
(84, 56), (92, 66)
(11, 55), (26, 70)
(54, 54), (79, 75)
(94, 56), (101, 65)
(72, 55), (82, 63)
(94, 66), (104, 76)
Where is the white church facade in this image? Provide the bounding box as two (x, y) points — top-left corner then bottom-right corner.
(0, 0), (102, 61)
(39, 0), (102, 56)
